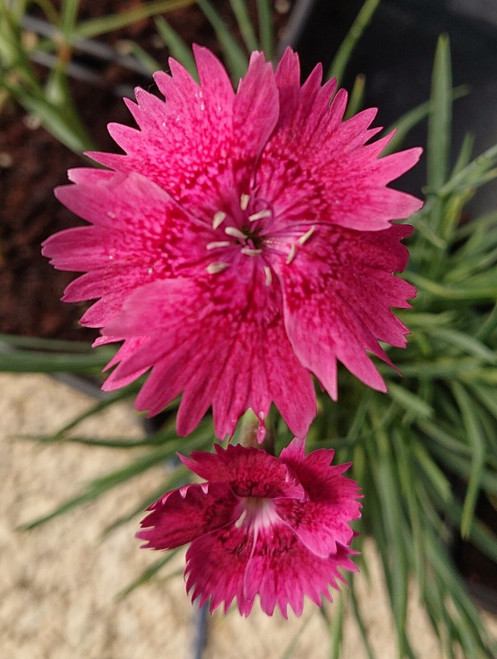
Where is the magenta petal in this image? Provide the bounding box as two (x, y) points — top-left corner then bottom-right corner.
(185, 526), (254, 615)
(180, 444), (304, 500)
(244, 525), (357, 617)
(103, 274), (315, 439)
(137, 482), (239, 550)
(46, 46), (422, 437)
(233, 50), (279, 178)
(278, 223), (416, 397)
(275, 440), (362, 556)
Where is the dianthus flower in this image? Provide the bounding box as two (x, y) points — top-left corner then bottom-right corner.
(137, 438), (361, 617)
(43, 46), (422, 440)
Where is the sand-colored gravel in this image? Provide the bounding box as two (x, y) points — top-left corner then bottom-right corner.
(1, 372), (495, 658)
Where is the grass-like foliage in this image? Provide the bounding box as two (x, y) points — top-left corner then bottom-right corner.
(1, 1), (497, 656)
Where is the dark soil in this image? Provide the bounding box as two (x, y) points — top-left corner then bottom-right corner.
(0, 0), (293, 341)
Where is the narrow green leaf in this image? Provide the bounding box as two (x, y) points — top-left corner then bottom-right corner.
(19, 448), (175, 530)
(256, 0), (272, 60)
(451, 132), (474, 175)
(327, 0), (380, 86)
(279, 611), (316, 659)
(196, 0), (248, 80)
(451, 382), (486, 537)
(154, 16), (197, 78)
(405, 271), (497, 301)
(348, 580), (376, 659)
(383, 86), (467, 156)
(0, 333), (96, 352)
(59, 0), (80, 39)
(467, 384), (497, 421)
(0, 348), (111, 373)
(0, 77), (94, 152)
(476, 302), (497, 342)
(428, 327), (497, 364)
(103, 466), (190, 536)
(388, 382), (434, 419)
(75, 0), (195, 40)
(229, 0), (259, 52)
(122, 40), (161, 75)
(116, 550), (181, 599)
(427, 35), (452, 192)
(439, 142), (497, 198)
(344, 73), (365, 119)
(326, 589), (346, 659)
(412, 441), (452, 505)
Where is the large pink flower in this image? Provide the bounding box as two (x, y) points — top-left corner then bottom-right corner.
(43, 46), (422, 440)
(137, 438), (361, 617)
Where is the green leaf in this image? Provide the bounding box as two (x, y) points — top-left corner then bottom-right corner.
(229, 0), (258, 52)
(388, 382), (434, 419)
(383, 86), (467, 156)
(344, 73), (365, 119)
(256, 0), (272, 60)
(19, 448), (176, 530)
(0, 348), (112, 374)
(427, 327), (497, 364)
(74, 0), (195, 40)
(327, 0), (380, 85)
(451, 382), (486, 538)
(154, 16), (197, 79)
(196, 0), (248, 80)
(427, 35), (452, 192)
(116, 550), (182, 600)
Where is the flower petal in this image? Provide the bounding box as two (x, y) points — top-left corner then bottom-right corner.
(244, 525), (357, 617)
(185, 526), (254, 615)
(180, 444), (304, 500)
(277, 224), (416, 398)
(43, 171), (207, 327)
(102, 273), (316, 439)
(137, 482), (238, 550)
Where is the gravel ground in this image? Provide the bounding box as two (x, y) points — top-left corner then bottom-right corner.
(1, 372), (495, 658)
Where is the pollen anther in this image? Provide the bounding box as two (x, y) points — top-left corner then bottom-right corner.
(241, 247), (262, 256)
(286, 243), (297, 265)
(248, 209), (271, 222)
(240, 194), (250, 211)
(212, 211), (227, 229)
(297, 225), (316, 245)
(206, 241), (230, 250)
(224, 226), (246, 241)
(264, 266), (272, 286)
(206, 262), (229, 274)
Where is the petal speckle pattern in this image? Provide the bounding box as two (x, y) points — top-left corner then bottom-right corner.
(43, 46), (422, 440)
(137, 438), (361, 617)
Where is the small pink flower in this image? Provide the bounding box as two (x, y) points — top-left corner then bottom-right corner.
(137, 438), (361, 617)
(43, 46), (422, 440)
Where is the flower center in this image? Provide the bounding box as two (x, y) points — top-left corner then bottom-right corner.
(205, 193), (274, 284)
(236, 496), (278, 532)
(204, 192), (317, 284)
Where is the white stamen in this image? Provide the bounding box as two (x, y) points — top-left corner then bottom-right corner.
(297, 225), (316, 245)
(286, 243), (297, 265)
(206, 240), (231, 250)
(240, 193), (250, 211)
(107, 211), (116, 219)
(224, 226), (247, 241)
(241, 247), (262, 256)
(264, 266), (272, 286)
(147, 267), (154, 274)
(206, 262), (229, 274)
(248, 209), (272, 222)
(212, 211), (227, 229)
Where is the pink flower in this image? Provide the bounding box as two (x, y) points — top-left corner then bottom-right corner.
(137, 438), (361, 617)
(43, 46), (422, 441)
